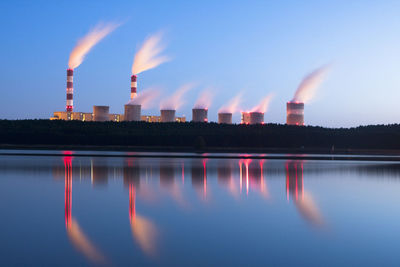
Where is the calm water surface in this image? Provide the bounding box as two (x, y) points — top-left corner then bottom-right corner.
(1, 151), (400, 266)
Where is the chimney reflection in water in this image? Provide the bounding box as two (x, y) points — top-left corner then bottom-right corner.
(285, 161), (324, 227)
(238, 159), (268, 196)
(63, 152), (106, 264)
(191, 159), (208, 200)
(125, 159), (158, 257)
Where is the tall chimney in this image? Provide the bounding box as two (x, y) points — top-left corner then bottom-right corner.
(131, 75), (137, 99)
(66, 69), (74, 113)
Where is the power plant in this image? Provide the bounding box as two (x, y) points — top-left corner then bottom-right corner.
(131, 75), (137, 99)
(192, 108), (208, 122)
(124, 104), (141, 121)
(218, 113), (232, 124)
(286, 102), (304, 126)
(241, 112), (250, 124)
(51, 26), (330, 126)
(93, 106), (110, 122)
(160, 109), (176, 122)
(66, 69), (74, 114)
(249, 112), (264, 125)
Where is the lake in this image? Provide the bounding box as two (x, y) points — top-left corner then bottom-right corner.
(1, 150), (400, 266)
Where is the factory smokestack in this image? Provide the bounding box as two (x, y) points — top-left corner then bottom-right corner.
(124, 104), (141, 121)
(286, 102), (304, 125)
(131, 32), (170, 100)
(241, 93), (273, 124)
(249, 112), (264, 124)
(160, 110), (176, 122)
(192, 89), (212, 122)
(131, 75), (137, 99)
(66, 69), (74, 113)
(218, 113), (232, 124)
(288, 65), (330, 125)
(218, 93), (242, 124)
(66, 22), (119, 115)
(192, 108), (208, 122)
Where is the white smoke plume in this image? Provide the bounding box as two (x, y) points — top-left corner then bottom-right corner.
(291, 64), (331, 103)
(68, 22), (119, 69)
(127, 88), (160, 109)
(218, 92), (242, 114)
(160, 83), (194, 110)
(132, 32), (170, 75)
(193, 88), (214, 109)
(251, 93), (274, 113)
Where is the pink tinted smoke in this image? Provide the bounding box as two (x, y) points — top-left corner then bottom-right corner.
(68, 22), (119, 69)
(160, 83), (194, 110)
(127, 88), (160, 109)
(218, 93), (242, 114)
(132, 32), (170, 75)
(251, 93), (274, 113)
(291, 65), (331, 103)
(194, 89), (214, 109)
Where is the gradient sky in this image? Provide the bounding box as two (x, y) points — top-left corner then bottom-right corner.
(1, 0), (400, 127)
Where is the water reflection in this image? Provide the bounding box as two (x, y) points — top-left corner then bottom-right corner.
(63, 153), (107, 265)
(129, 184), (158, 257)
(191, 159), (208, 200)
(285, 161), (324, 227)
(3, 153), (400, 265)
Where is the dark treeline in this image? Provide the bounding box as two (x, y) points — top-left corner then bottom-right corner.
(1, 120), (400, 152)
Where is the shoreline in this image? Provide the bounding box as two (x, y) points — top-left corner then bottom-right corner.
(2, 145), (400, 161)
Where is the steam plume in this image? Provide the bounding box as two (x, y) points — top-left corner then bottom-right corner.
(251, 93), (274, 113)
(194, 89), (214, 109)
(160, 83), (194, 110)
(68, 22), (119, 69)
(291, 64), (331, 103)
(132, 32), (170, 75)
(127, 88), (160, 109)
(218, 92), (242, 113)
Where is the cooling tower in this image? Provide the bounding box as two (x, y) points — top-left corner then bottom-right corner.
(249, 112), (264, 124)
(66, 69), (74, 113)
(286, 102), (304, 125)
(93, 106), (110, 122)
(131, 75), (137, 99)
(241, 112), (250, 124)
(192, 108), (208, 122)
(218, 113), (232, 124)
(160, 109), (176, 122)
(124, 104), (141, 121)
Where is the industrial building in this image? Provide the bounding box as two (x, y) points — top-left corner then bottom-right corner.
(249, 112), (264, 124)
(192, 108), (208, 122)
(51, 68), (186, 123)
(51, 110), (185, 123)
(286, 102), (304, 125)
(241, 112), (251, 124)
(218, 113), (232, 124)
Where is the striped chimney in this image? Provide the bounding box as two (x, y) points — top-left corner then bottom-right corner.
(66, 69), (74, 112)
(131, 74), (137, 99)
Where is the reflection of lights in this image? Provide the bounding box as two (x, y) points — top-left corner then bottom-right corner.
(129, 184), (136, 222)
(181, 163), (185, 184)
(285, 161), (324, 228)
(66, 218), (107, 264)
(239, 161), (242, 193)
(203, 159), (207, 199)
(63, 155), (107, 264)
(128, 183), (158, 257)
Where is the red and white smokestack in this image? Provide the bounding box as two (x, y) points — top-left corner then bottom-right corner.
(130, 75), (137, 99)
(66, 69), (74, 112)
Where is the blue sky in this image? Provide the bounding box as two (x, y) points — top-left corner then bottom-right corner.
(1, 0), (400, 127)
